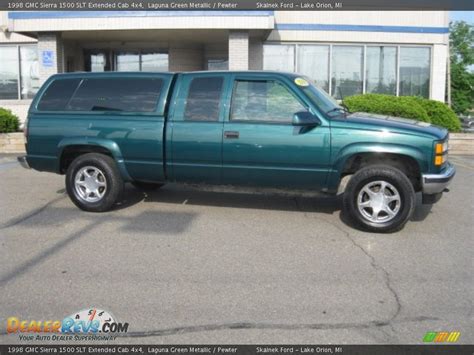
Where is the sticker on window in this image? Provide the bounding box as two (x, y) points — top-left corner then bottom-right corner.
(294, 78), (309, 87)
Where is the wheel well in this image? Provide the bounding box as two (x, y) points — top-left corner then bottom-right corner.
(59, 145), (113, 174)
(341, 153), (422, 192)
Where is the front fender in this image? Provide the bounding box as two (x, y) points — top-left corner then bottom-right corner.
(326, 142), (429, 193)
(56, 137), (132, 181)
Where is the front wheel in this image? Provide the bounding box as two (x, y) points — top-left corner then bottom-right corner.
(343, 165), (415, 233)
(66, 153), (123, 212)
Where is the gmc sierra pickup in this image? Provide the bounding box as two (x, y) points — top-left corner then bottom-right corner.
(18, 71), (455, 232)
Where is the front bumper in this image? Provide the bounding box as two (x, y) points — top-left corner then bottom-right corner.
(17, 155), (30, 169)
(422, 162), (456, 195)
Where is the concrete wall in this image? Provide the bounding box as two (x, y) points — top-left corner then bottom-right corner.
(249, 39), (263, 70)
(0, 11), (37, 44)
(1, 100), (31, 126)
(431, 44), (448, 102)
(0, 132), (25, 153)
(275, 11), (448, 28)
(9, 12), (275, 32)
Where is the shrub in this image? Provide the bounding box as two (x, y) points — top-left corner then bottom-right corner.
(344, 94), (461, 131)
(344, 94), (431, 123)
(412, 97), (462, 132)
(0, 108), (20, 133)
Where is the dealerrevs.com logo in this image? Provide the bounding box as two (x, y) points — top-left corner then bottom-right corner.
(7, 308), (129, 341)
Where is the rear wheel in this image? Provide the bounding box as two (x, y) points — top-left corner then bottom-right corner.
(66, 153), (123, 212)
(343, 165), (415, 233)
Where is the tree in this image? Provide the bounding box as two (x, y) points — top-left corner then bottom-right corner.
(449, 21), (474, 114)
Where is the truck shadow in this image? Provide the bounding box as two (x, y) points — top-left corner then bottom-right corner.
(140, 184), (340, 214)
(131, 184), (434, 228)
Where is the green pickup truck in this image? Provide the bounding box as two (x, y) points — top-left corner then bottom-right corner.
(18, 71), (455, 232)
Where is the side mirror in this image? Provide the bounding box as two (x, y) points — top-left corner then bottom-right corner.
(292, 111), (320, 126)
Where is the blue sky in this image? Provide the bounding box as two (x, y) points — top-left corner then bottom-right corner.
(449, 11), (473, 24)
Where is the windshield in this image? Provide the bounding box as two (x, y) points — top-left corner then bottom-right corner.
(296, 76), (345, 117)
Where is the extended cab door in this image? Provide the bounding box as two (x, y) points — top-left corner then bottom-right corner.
(166, 73), (229, 184)
(222, 74), (331, 189)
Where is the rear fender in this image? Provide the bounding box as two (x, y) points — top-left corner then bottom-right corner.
(57, 137), (132, 181)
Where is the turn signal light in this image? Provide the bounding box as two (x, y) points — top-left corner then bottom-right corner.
(434, 141), (448, 166)
(435, 141), (448, 154)
(434, 154), (447, 166)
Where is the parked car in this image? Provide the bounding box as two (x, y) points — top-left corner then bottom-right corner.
(459, 115), (473, 129)
(18, 71), (455, 232)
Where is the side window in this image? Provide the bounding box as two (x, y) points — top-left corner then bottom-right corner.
(184, 77), (223, 121)
(67, 78), (163, 112)
(231, 80), (306, 123)
(37, 79), (81, 111)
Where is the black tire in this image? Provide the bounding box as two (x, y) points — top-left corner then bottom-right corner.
(343, 165), (415, 233)
(66, 153), (123, 212)
(131, 181), (164, 191)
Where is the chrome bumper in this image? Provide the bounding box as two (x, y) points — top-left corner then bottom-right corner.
(422, 163), (456, 195)
(17, 155), (30, 169)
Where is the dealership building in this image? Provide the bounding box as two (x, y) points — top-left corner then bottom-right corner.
(0, 10), (449, 122)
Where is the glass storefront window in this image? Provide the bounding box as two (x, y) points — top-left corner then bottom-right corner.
(20, 46), (39, 99)
(331, 45), (363, 99)
(0, 46), (19, 100)
(399, 47), (430, 98)
(297, 45), (330, 93)
(366, 46), (397, 95)
(85, 51), (168, 72)
(141, 52), (168, 72)
(207, 59), (229, 70)
(116, 52), (140, 71)
(90, 54), (107, 72)
(263, 45), (295, 72)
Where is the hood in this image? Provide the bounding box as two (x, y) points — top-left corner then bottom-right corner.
(337, 112), (448, 140)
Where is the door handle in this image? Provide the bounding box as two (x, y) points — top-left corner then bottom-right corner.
(224, 131), (239, 139)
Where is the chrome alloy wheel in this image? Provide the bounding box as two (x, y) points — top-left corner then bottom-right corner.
(357, 180), (401, 223)
(74, 166), (107, 203)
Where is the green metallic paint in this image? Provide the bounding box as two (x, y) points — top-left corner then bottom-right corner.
(25, 70), (447, 195)
(165, 72), (230, 184)
(219, 72), (331, 188)
(26, 72), (173, 183)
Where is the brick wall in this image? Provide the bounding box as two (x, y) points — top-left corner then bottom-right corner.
(229, 31), (249, 70)
(37, 33), (64, 85)
(0, 133), (25, 153)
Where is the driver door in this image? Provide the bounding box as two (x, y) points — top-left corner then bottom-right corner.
(222, 76), (330, 189)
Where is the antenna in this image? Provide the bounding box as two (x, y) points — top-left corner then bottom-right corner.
(338, 87), (349, 118)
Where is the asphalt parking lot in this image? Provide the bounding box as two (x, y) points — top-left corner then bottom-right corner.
(0, 154), (472, 345)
